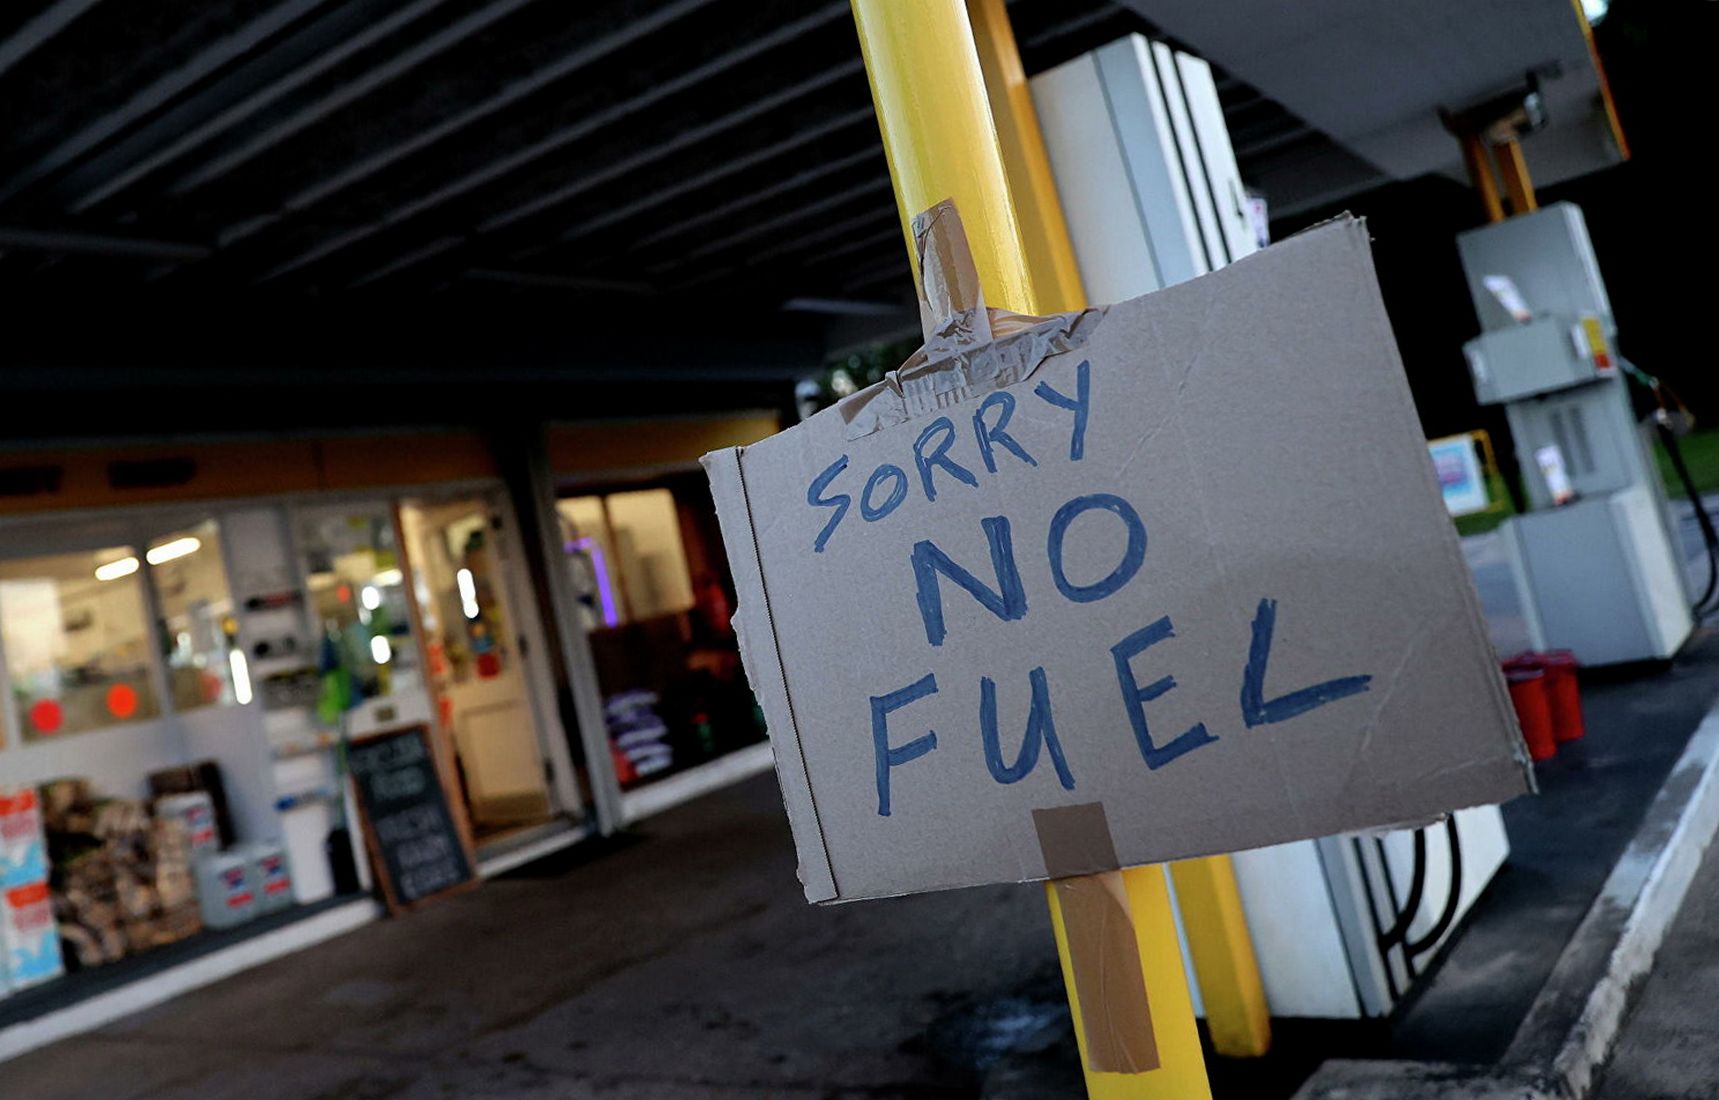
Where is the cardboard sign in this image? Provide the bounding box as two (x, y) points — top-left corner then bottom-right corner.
(705, 209), (1530, 904)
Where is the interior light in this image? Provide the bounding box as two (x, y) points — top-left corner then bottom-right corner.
(360, 585), (382, 610)
(94, 556), (140, 582)
(1581, 0), (1608, 23)
(373, 568), (404, 586)
(146, 536), (201, 565)
(456, 568), (480, 620)
(230, 649), (253, 705)
(369, 634), (392, 664)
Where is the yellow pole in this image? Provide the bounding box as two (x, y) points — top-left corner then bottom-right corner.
(1493, 138), (1538, 216)
(850, 2), (1210, 1094)
(1458, 134), (1506, 223)
(966, 0), (1269, 1060)
(965, 0), (1086, 314)
(1168, 859), (1270, 1057)
(849, 0), (1035, 315)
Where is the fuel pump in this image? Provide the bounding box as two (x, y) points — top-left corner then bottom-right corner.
(1458, 203), (1696, 665)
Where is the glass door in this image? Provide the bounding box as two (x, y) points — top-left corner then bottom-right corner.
(398, 493), (558, 843)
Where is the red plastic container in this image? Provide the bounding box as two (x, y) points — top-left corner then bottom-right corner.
(1505, 666), (1557, 761)
(1537, 650), (1585, 743)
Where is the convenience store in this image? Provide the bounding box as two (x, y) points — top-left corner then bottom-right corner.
(0, 416), (779, 1052)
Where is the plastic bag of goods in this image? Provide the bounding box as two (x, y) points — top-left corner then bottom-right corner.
(3, 881), (64, 990)
(1, 789), (49, 888)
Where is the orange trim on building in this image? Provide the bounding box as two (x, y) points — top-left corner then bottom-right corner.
(0, 433), (499, 516)
(546, 413), (781, 479)
(318, 433), (499, 490)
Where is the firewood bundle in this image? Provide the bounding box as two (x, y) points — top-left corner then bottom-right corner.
(40, 779), (204, 970)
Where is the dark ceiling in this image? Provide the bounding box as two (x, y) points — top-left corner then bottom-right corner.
(0, 0), (1349, 315)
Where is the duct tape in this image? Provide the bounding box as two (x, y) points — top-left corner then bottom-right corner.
(836, 199), (1103, 440)
(1033, 803), (1160, 1074)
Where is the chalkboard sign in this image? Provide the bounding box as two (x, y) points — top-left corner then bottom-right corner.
(347, 725), (476, 913)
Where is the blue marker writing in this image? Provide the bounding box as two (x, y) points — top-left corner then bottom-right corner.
(981, 666), (1075, 790)
(912, 516), (1028, 647)
(1047, 492), (1147, 603)
(914, 416), (980, 502)
(1033, 359), (1092, 461)
(1240, 598), (1372, 727)
(972, 391), (1038, 474)
(861, 463), (909, 522)
(1112, 616), (1218, 769)
(807, 455), (851, 553)
(871, 673), (940, 816)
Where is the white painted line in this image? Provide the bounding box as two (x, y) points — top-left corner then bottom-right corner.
(1548, 712), (1719, 1095)
(621, 741), (776, 824)
(0, 897), (382, 1064)
(476, 820), (589, 878)
(1294, 700), (1719, 1100)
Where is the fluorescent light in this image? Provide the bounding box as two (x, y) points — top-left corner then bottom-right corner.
(456, 568), (480, 619)
(373, 568), (404, 586)
(95, 556), (140, 581)
(369, 634), (392, 664)
(146, 536), (201, 565)
(360, 585), (382, 610)
(230, 649), (253, 705)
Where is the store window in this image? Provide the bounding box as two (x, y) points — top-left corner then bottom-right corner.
(558, 477), (763, 791)
(147, 521), (240, 711)
(0, 546), (162, 739)
(294, 508), (421, 703)
(560, 490), (696, 627)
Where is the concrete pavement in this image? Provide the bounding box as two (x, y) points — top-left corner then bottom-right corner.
(1592, 813), (1719, 1100)
(1, 778), (1066, 1099)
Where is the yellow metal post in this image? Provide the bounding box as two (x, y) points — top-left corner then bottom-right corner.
(1493, 138), (1538, 216)
(966, 0), (1270, 1061)
(849, 0), (1035, 314)
(1458, 134), (1506, 223)
(850, 2), (1212, 1094)
(1168, 860), (1270, 1057)
(965, 0), (1086, 314)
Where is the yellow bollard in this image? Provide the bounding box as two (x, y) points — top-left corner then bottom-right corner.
(850, 2), (1222, 1094)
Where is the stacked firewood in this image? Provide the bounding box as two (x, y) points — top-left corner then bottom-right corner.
(40, 779), (203, 970)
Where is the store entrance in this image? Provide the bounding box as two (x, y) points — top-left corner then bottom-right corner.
(398, 494), (561, 845)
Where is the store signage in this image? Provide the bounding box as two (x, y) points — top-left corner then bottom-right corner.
(705, 212), (1530, 903)
(348, 725), (476, 912)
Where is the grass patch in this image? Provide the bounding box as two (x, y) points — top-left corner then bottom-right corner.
(1452, 470), (1517, 538)
(1655, 429), (1719, 497)
(1448, 429), (1719, 538)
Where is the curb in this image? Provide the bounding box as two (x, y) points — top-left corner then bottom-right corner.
(1294, 706), (1719, 1100)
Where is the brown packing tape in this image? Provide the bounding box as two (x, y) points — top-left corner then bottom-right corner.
(836, 199), (1105, 440)
(1034, 804), (1160, 1074)
(1033, 801), (1121, 877)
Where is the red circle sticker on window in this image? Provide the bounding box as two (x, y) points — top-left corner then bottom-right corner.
(106, 683), (139, 719)
(27, 699), (62, 734)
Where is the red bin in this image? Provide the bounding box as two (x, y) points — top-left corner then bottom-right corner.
(1505, 666), (1557, 761)
(1538, 650), (1585, 743)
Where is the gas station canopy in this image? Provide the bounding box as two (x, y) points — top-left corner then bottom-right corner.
(0, 0), (1617, 431)
(1115, 0), (1619, 211)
